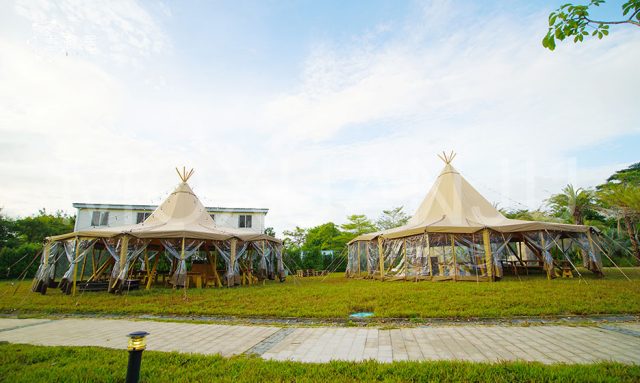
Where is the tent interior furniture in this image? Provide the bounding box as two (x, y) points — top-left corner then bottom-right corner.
(346, 152), (604, 282)
(31, 168), (286, 296)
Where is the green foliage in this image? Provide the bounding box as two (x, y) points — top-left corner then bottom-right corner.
(0, 243), (42, 279)
(301, 223), (349, 270)
(340, 215), (377, 237)
(546, 184), (597, 225)
(263, 227), (276, 237)
(500, 209), (561, 223)
(376, 206), (410, 230)
(0, 209), (74, 279)
(604, 162), (640, 186)
(595, 162), (640, 261)
(543, 0), (639, 51)
(1, 269), (639, 319)
(2, 343), (639, 383)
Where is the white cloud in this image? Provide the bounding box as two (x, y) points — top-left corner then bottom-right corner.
(13, 0), (169, 65)
(256, 3), (640, 231)
(0, 0), (638, 237)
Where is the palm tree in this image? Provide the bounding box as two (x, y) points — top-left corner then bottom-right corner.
(597, 184), (640, 263)
(546, 184), (595, 225)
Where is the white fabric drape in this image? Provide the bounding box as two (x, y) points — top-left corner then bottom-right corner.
(162, 239), (203, 286)
(61, 239), (97, 281)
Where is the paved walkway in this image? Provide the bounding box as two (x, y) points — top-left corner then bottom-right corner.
(1, 318), (639, 364)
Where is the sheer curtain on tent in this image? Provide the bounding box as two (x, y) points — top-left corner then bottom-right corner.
(32, 242), (62, 292)
(162, 239), (203, 286)
(572, 233), (603, 272)
(524, 232), (559, 277)
(59, 239), (97, 292)
(252, 241), (272, 279)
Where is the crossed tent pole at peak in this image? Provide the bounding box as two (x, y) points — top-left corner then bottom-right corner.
(176, 166), (194, 183)
(437, 150), (456, 165)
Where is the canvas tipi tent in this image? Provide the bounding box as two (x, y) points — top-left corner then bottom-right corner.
(32, 168), (285, 295)
(346, 153), (603, 281)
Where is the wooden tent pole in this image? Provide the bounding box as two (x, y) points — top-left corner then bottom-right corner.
(377, 237), (384, 281)
(72, 237), (80, 296)
(147, 248), (159, 290)
(143, 248), (150, 275)
(91, 247), (97, 275)
(451, 234), (457, 282)
(426, 233), (433, 279)
(357, 241), (361, 275)
(230, 238), (237, 287)
(482, 229), (494, 282)
(111, 236), (130, 290)
(213, 249), (221, 287)
(402, 238), (407, 280)
(181, 237), (186, 291)
(539, 232), (552, 280)
(79, 248), (88, 282)
(87, 257), (113, 283)
(586, 230), (602, 275)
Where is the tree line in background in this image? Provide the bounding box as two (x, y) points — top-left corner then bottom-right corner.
(0, 209), (75, 279)
(283, 163), (640, 272)
(0, 163), (638, 279)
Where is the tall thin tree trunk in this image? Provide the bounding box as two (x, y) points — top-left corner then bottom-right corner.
(623, 214), (640, 263)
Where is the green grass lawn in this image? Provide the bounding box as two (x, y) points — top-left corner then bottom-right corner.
(1, 343), (638, 383)
(1, 268), (639, 320)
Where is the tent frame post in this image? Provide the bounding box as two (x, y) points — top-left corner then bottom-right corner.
(229, 238), (237, 287)
(146, 247), (159, 290)
(539, 232), (552, 280)
(451, 234), (457, 282)
(180, 237), (186, 290)
(482, 229), (494, 282)
(72, 237), (80, 296)
(586, 230), (602, 275)
(402, 238), (407, 280)
(426, 233), (433, 279)
(357, 242), (361, 276)
(377, 237), (384, 281)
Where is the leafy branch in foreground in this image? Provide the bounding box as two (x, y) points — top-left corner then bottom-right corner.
(543, 0), (640, 50)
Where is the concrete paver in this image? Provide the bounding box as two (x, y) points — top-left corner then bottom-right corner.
(0, 318), (638, 365)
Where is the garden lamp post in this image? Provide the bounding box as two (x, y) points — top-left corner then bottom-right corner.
(126, 331), (149, 383)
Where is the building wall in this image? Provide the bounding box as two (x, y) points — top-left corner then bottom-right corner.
(74, 207), (266, 233)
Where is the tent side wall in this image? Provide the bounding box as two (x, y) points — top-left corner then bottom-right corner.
(345, 229), (604, 282)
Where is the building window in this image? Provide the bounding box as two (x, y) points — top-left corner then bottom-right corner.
(91, 211), (109, 226)
(136, 212), (150, 224)
(238, 215), (252, 228)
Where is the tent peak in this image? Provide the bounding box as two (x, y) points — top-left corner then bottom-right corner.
(175, 166), (194, 183)
(437, 151), (456, 165)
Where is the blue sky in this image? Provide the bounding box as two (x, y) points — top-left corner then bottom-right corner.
(0, 0), (638, 234)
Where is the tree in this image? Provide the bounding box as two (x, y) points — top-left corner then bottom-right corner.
(13, 209), (75, 244)
(340, 214), (377, 237)
(596, 164), (640, 262)
(376, 206), (410, 230)
(264, 227), (276, 237)
(300, 223), (347, 270)
(546, 184), (596, 225)
(282, 226), (307, 249)
(0, 208), (16, 249)
(543, 0), (640, 51)
(0, 209), (75, 279)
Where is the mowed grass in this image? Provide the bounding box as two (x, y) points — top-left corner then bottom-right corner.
(1, 343), (639, 383)
(1, 268), (639, 319)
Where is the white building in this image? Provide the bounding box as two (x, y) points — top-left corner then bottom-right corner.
(73, 203), (268, 233)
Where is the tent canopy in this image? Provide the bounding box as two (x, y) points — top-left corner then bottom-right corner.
(350, 161), (589, 243)
(48, 179), (280, 244)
